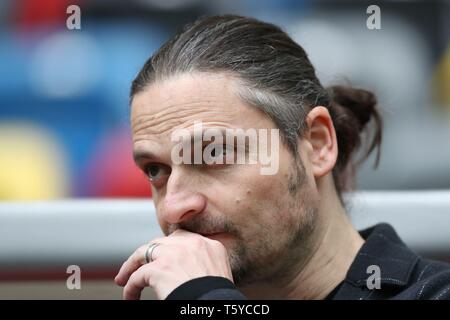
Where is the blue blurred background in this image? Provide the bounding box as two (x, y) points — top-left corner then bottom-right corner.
(0, 0), (449, 200)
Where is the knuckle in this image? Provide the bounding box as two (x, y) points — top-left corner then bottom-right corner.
(128, 271), (138, 284)
(211, 239), (225, 248)
(191, 236), (204, 247)
(153, 256), (167, 269)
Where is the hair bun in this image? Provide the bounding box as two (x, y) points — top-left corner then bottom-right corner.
(326, 85), (383, 187)
(328, 85), (377, 130)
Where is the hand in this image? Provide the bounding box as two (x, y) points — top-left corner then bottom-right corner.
(114, 229), (234, 300)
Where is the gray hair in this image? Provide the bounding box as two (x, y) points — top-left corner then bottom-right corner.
(130, 15), (382, 198)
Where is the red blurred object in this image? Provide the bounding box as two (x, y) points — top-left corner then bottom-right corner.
(15, 0), (76, 30)
(86, 128), (152, 198)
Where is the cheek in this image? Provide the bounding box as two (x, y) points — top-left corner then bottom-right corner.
(242, 165), (310, 236)
(245, 167), (292, 207)
(227, 169), (292, 228)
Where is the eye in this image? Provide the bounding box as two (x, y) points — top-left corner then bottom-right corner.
(203, 144), (235, 164)
(144, 164), (171, 185)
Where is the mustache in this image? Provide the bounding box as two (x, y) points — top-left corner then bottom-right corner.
(168, 215), (240, 237)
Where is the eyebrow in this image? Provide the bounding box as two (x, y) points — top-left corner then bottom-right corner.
(133, 150), (158, 165)
(132, 128), (252, 164)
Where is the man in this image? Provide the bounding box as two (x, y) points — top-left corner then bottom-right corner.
(114, 15), (450, 300)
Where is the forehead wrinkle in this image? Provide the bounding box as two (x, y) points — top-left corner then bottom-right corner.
(133, 121), (238, 146)
(132, 101), (235, 136)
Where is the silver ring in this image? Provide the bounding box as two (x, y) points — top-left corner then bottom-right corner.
(144, 243), (160, 264)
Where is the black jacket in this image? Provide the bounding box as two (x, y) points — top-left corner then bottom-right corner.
(166, 223), (450, 300)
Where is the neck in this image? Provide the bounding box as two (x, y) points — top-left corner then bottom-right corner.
(239, 179), (364, 299)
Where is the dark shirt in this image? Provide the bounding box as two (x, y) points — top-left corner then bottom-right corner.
(324, 281), (343, 300)
(166, 223), (450, 300)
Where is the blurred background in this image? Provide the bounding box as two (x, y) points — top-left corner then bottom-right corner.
(0, 0), (449, 299)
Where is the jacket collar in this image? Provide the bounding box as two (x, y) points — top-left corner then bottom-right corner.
(344, 223), (420, 288)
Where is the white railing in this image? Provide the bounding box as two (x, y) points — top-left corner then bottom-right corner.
(0, 191), (449, 272)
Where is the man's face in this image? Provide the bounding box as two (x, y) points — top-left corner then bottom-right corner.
(131, 72), (318, 285)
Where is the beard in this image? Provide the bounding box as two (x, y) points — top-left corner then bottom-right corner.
(230, 158), (318, 286)
(169, 156), (318, 287)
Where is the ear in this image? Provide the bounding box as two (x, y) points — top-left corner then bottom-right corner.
(304, 106), (338, 178)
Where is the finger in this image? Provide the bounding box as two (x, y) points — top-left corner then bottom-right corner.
(115, 241), (163, 286)
(114, 244), (146, 286)
(123, 264), (153, 300)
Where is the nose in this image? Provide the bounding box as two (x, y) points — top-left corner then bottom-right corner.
(159, 171), (207, 225)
